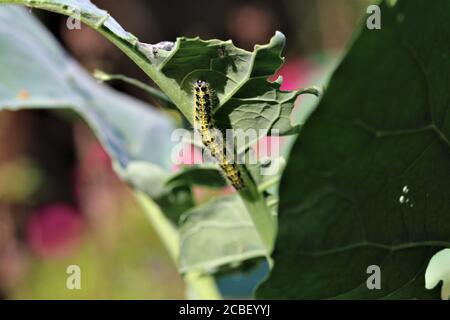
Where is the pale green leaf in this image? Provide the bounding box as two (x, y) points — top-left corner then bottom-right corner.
(179, 195), (266, 273)
(425, 249), (450, 300)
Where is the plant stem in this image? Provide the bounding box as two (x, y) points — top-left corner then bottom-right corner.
(134, 192), (222, 300)
(184, 271), (222, 300)
(257, 176), (280, 193)
(93, 69), (176, 109)
(239, 166), (277, 255)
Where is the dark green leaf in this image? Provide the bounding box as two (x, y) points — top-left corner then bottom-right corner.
(257, 0), (450, 299)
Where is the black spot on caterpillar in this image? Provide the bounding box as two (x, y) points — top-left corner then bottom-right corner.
(193, 80), (244, 190)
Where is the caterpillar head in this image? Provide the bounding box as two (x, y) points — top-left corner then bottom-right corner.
(195, 79), (209, 90)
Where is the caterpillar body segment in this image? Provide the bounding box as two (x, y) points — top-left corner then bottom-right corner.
(193, 79), (245, 190)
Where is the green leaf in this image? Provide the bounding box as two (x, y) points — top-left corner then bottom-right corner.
(3, 0), (137, 42)
(179, 195), (266, 273)
(0, 6), (174, 177)
(247, 156), (286, 193)
(0, 0), (318, 137)
(117, 162), (195, 224)
(0, 0), (278, 264)
(166, 165), (228, 189)
(0, 4), (238, 297)
(257, 0), (450, 299)
(425, 249), (450, 300)
(167, 155), (286, 193)
(157, 34), (319, 135)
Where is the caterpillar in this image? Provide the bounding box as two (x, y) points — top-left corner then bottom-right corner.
(193, 79), (244, 190)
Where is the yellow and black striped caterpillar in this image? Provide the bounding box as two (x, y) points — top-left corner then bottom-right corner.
(193, 79), (244, 190)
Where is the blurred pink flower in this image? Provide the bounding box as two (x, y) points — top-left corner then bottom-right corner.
(273, 57), (312, 91)
(72, 141), (118, 204)
(26, 203), (83, 259)
(263, 57), (315, 153)
(83, 142), (113, 172)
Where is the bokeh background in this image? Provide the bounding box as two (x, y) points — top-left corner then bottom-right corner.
(0, 0), (372, 299)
